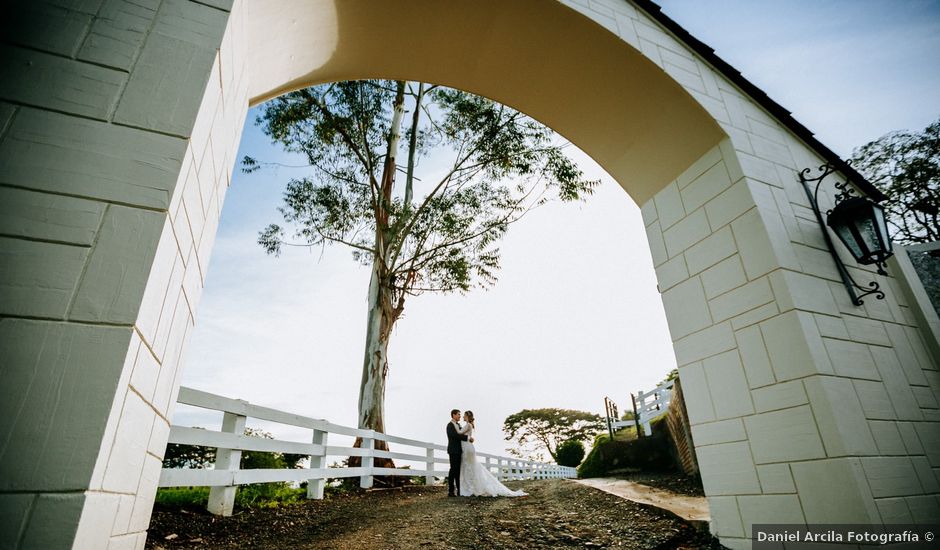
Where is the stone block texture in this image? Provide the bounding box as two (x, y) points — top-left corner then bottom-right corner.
(577, 1), (940, 547)
(0, 0), (936, 549)
(0, 0), (247, 547)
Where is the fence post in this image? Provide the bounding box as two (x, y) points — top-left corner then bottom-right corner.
(497, 457), (504, 480)
(207, 411), (247, 516)
(307, 428), (328, 500)
(425, 447), (434, 486)
(360, 434), (374, 489)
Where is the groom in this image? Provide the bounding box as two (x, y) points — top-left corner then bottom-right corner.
(446, 408), (469, 497)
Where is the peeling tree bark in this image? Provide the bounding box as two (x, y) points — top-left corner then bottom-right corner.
(353, 81), (407, 475)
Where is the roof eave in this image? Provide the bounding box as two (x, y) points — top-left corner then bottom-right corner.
(631, 0), (887, 202)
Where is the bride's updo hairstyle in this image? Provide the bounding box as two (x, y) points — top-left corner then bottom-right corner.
(465, 411), (475, 427)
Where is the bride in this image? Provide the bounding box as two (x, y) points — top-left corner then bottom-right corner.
(458, 411), (527, 497)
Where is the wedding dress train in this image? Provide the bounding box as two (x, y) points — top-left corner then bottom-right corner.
(458, 424), (527, 497)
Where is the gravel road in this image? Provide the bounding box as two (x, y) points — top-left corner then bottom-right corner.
(147, 479), (725, 549)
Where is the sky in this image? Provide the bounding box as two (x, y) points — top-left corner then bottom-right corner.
(174, 0), (940, 463)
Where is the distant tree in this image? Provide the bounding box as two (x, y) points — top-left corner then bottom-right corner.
(850, 117), (940, 245)
(662, 368), (678, 384)
(502, 408), (604, 461)
(239, 428), (305, 469)
(161, 427), (305, 470)
(555, 439), (586, 467)
(162, 428), (215, 469)
(248, 80), (597, 452)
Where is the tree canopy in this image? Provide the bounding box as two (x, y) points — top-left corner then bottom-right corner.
(162, 428), (304, 470)
(502, 408), (604, 461)
(247, 80), (597, 439)
(250, 81), (596, 294)
(851, 116), (939, 245)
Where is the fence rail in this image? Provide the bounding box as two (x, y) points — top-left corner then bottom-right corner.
(634, 380), (674, 435)
(609, 380), (675, 435)
(160, 387), (577, 515)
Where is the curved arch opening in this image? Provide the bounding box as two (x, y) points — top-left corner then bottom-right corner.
(242, 0), (725, 204)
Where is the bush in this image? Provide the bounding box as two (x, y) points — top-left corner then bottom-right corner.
(162, 427), (306, 471)
(155, 484), (307, 510)
(155, 486), (209, 508)
(234, 483), (305, 508)
(555, 439), (585, 467)
(577, 416), (676, 478)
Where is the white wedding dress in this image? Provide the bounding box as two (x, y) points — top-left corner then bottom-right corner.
(458, 423), (527, 497)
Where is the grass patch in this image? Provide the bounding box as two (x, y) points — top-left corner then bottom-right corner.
(155, 483), (309, 510)
(155, 486), (209, 508)
(578, 416), (675, 478)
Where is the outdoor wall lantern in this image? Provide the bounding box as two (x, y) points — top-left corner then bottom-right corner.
(799, 163), (893, 306)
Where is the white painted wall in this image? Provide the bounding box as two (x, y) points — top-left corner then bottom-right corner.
(0, 1), (936, 548)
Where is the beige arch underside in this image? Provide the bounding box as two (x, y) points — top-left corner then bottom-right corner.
(242, 0), (726, 205)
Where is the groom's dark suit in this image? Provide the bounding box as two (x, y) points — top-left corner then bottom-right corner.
(446, 421), (468, 496)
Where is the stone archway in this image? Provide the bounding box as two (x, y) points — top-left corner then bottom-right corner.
(1, 1), (936, 548)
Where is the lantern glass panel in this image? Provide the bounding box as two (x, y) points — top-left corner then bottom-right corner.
(832, 222), (864, 260)
(855, 214), (880, 262)
(872, 204), (892, 254)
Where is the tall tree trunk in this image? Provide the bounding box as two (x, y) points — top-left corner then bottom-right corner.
(351, 82), (406, 483)
(357, 262), (395, 433)
(349, 261), (399, 479)
(358, 81), (406, 435)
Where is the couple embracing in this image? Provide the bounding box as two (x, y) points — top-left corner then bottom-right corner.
(445, 409), (527, 498)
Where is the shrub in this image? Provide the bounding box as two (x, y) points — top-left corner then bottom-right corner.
(155, 487), (209, 508)
(555, 439), (585, 467)
(234, 483), (305, 508)
(155, 484), (307, 510)
(162, 427), (306, 471)
(577, 416), (677, 478)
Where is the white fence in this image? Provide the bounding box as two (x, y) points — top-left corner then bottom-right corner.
(159, 387), (576, 515)
(610, 380), (675, 436)
(634, 380), (674, 436)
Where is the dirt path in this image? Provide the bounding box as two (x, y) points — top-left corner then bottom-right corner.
(575, 478), (709, 526)
(148, 480), (724, 549)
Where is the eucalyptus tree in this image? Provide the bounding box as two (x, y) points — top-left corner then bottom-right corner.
(247, 80), (597, 446)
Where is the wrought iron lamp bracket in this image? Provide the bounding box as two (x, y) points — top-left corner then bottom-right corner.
(798, 163), (885, 306)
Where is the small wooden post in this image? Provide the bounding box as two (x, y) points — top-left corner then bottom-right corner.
(631, 392), (643, 438)
(425, 447), (434, 486)
(307, 428), (328, 500)
(207, 411), (247, 516)
(603, 397), (614, 439)
(360, 434), (374, 489)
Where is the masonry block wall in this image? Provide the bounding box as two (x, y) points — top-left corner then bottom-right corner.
(0, 0), (246, 548)
(556, 1), (939, 548)
(0, 0), (937, 549)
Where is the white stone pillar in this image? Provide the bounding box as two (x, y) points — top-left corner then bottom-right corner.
(641, 137), (938, 549)
(0, 1), (248, 547)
